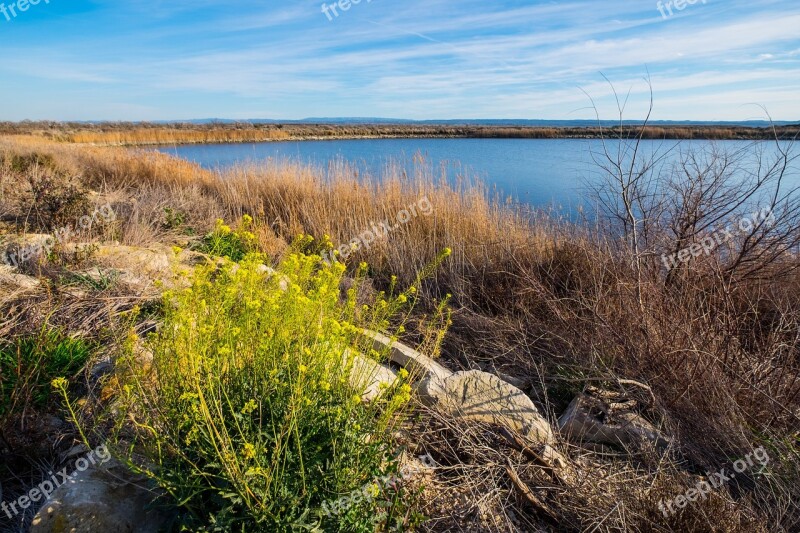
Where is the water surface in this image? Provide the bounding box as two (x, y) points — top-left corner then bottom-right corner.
(153, 138), (796, 213)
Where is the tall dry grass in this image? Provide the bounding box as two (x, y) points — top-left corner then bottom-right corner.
(1, 135), (799, 531)
(65, 127), (292, 145)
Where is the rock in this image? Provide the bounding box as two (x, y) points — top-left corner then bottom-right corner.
(495, 371), (530, 391)
(361, 330), (555, 446)
(0, 233), (54, 266)
(419, 369), (555, 445)
(558, 388), (670, 453)
(61, 444), (89, 462)
(362, 330), (451, 382)
(92, 244), (171, 279)
(345, 349), (398, 402)
(0, 265), (40, 287)
(360, 330), (566, 470)
(0, 265), (41, 303)
(30, 460), (171, 533)
(72, 244), (204, 292)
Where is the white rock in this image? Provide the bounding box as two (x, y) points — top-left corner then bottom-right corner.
(30, 460), (171, 533)
(419, 370), (555, 445)
(346, 349), (399, 402)
(362, 329), (451, 381)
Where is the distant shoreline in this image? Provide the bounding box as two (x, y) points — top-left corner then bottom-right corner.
(2, 122), (799, 145)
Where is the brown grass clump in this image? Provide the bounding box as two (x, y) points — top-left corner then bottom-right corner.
(1, 134), (799, 532)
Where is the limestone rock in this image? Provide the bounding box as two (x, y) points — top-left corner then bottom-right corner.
(419, 369), (554, 445)
(0, 266), (40, 289)
(0, 233), (54, 266)
(0, 265), (41, 303)
(30, 461), (171, 533)
(348, 350), (399, 402)
(82, 245), (203, 292)
(362, 329), (451, 381)
(92, 244), (171, 279)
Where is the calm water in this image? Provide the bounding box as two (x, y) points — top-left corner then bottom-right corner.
(153, 138), (796, 213)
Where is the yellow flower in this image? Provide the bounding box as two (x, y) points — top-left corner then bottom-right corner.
(299, 365), (308, 374)
(367, 483), (380, 497)
(398, 368), (409, 379)
(443, 247), (452, 257)
(241, 399), (258, 415)
(320, 381), (331, 392)
(396, 295), (407, 304)
(51, 377), (69, 390)
(351, 394), (362, 404)
(171, 246), (183, 255)
(243, 442), (256, 460)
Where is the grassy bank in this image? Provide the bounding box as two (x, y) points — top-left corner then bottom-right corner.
(1, 134), (800, 531)
(1, 122), (799, 146)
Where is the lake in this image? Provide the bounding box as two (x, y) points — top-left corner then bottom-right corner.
(153, 138), (797, 214)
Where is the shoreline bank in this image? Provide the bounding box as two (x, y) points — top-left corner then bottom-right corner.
(2, 123), (799, 146)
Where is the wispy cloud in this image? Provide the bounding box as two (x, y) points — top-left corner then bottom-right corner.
(0, 0), (797, 120)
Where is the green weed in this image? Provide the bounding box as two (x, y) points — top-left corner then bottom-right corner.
(0, 329), (94, 418)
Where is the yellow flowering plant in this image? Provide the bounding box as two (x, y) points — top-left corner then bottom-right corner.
(197, 215), (257, 261)
(95, 248), (448, 532)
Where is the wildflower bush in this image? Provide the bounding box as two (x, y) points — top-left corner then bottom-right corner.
(104, 251), (437, 532)
(197, 215), (257, 261)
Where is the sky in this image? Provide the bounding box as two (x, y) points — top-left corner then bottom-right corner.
(0, 0), (798, 122)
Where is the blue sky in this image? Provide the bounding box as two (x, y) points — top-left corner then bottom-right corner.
(0, 0), (798, 121)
